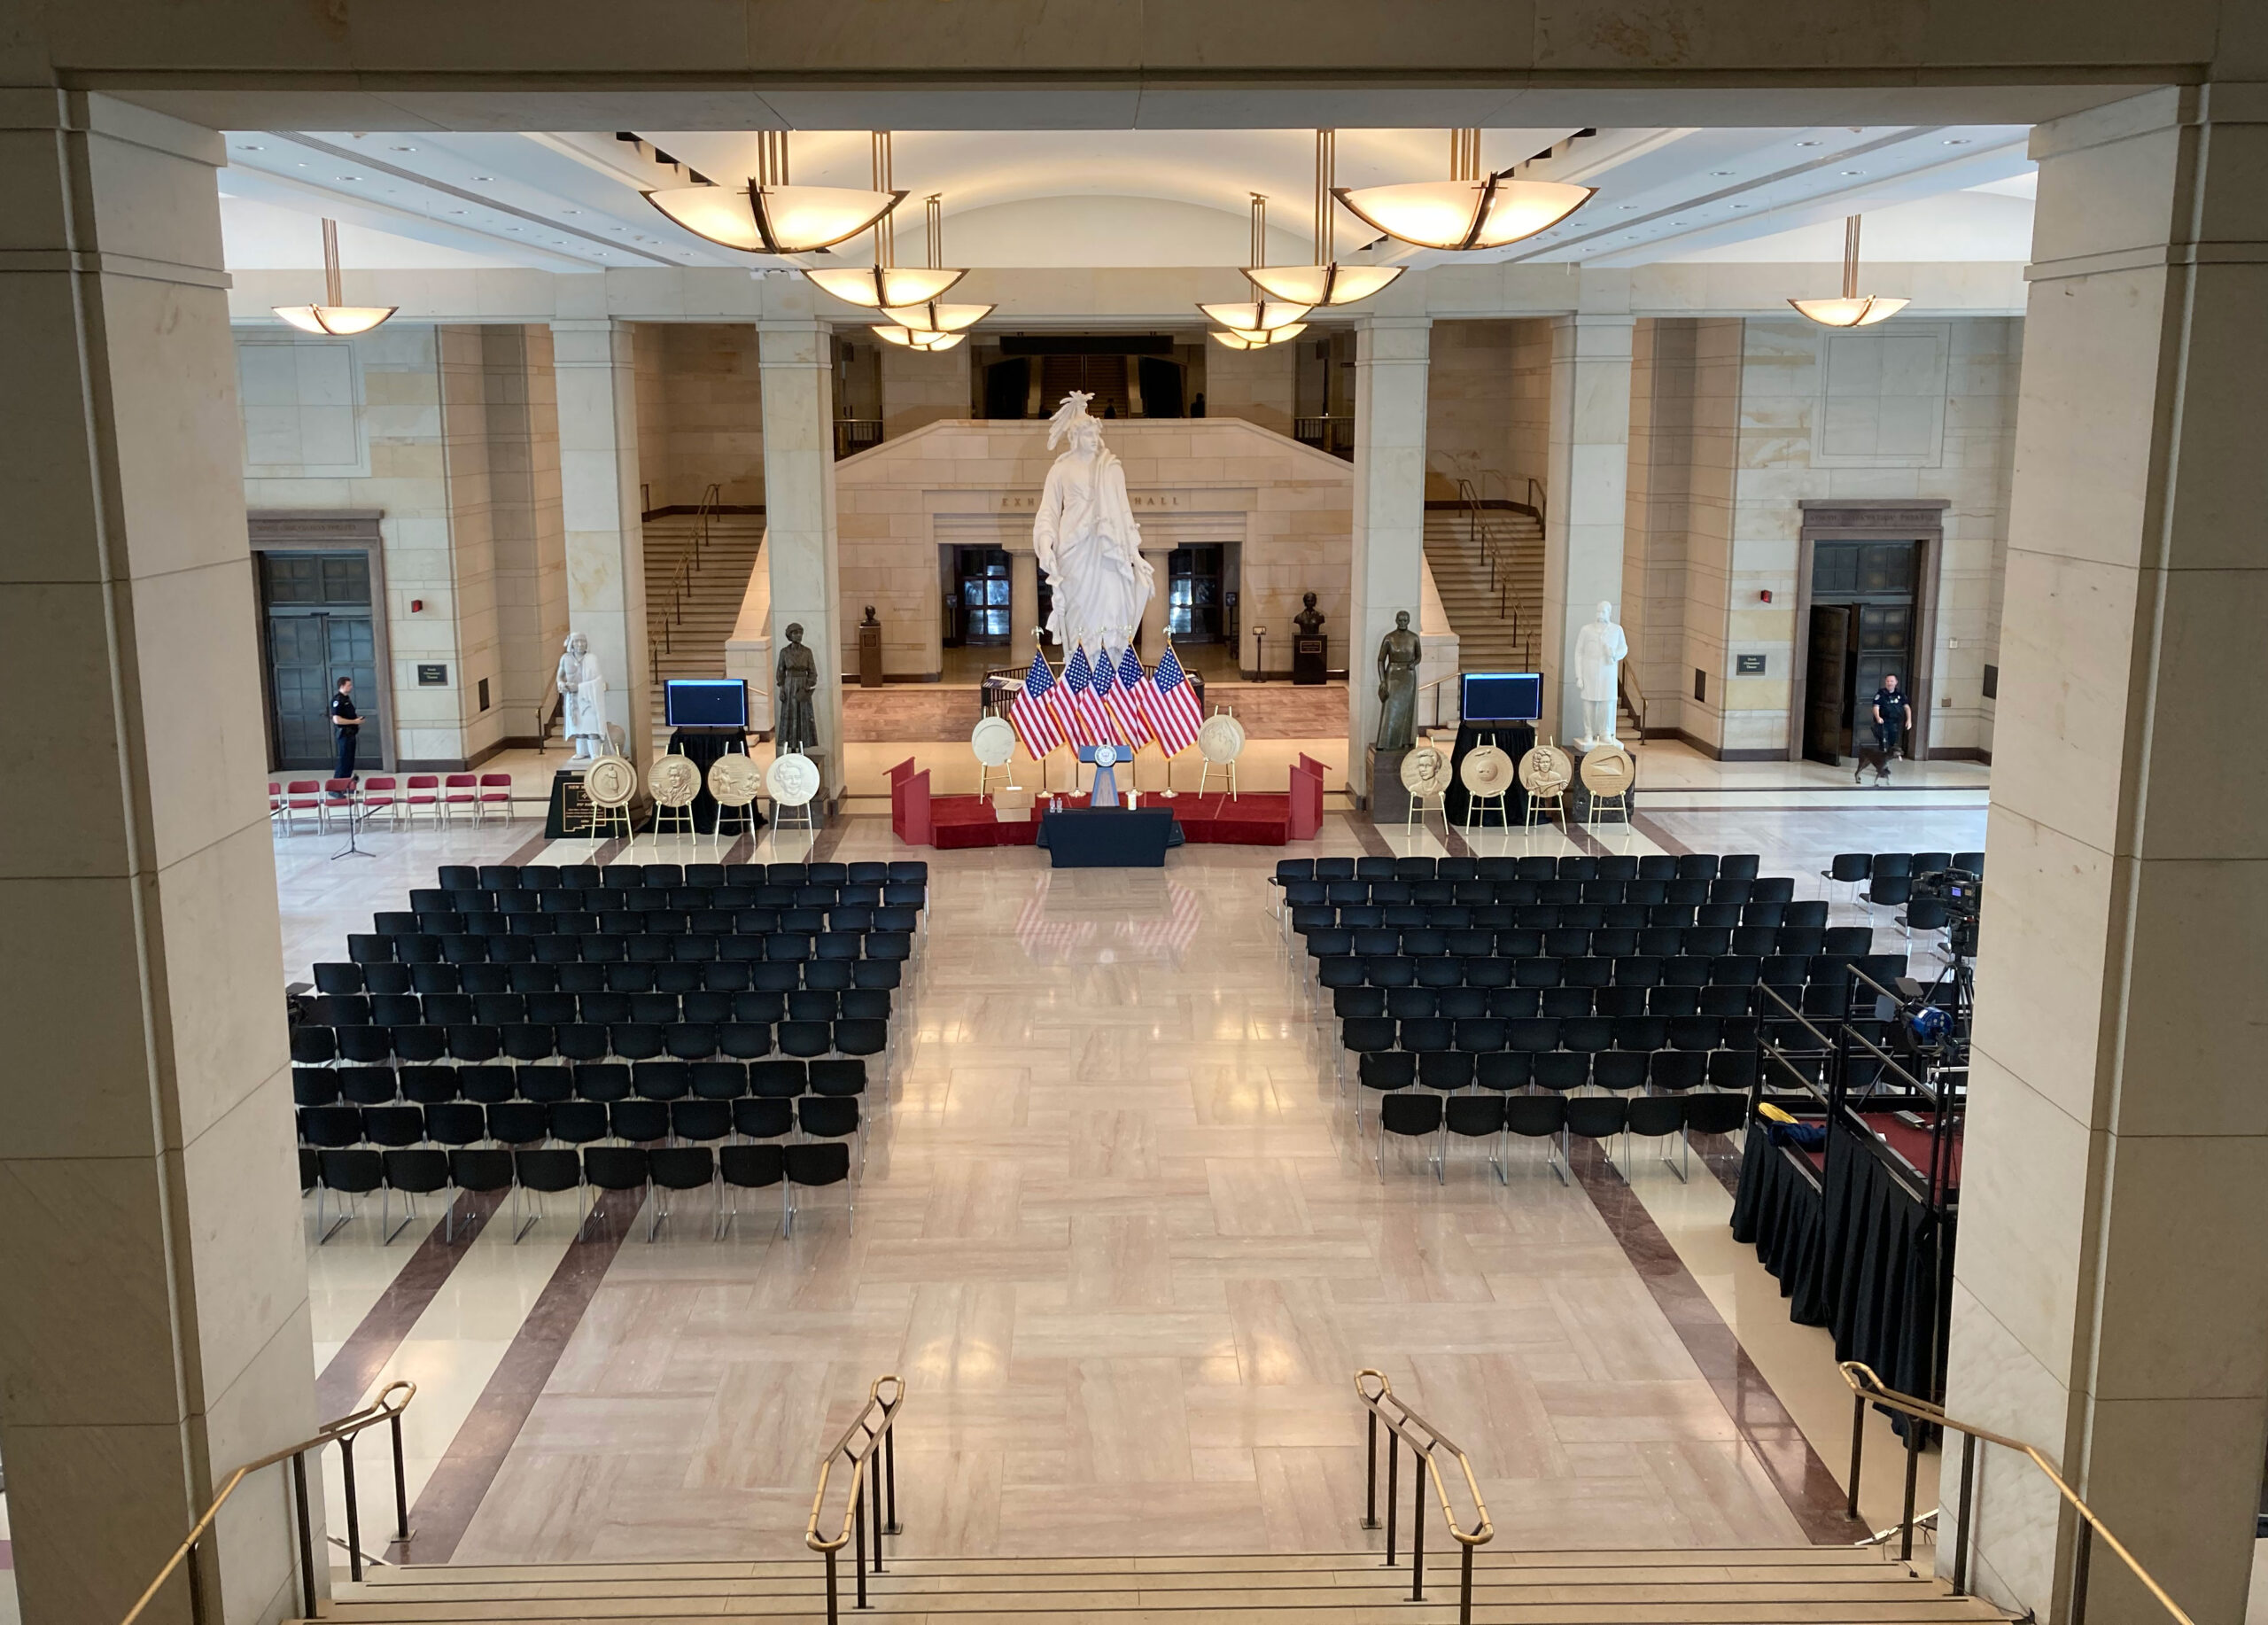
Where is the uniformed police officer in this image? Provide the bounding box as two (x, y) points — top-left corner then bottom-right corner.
(1869, 673), (1910, 773)
(330, 675), (361, 783)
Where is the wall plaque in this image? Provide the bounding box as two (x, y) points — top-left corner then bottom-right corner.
(417, 664), (448, 686)
(1736, 653), (1767, 675)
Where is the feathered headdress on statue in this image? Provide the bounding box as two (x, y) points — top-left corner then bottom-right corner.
(1045, 391), (1096, 449)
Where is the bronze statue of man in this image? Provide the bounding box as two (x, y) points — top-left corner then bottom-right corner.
(775, 622), (819, 754)
(1375, 610), (1421, 750)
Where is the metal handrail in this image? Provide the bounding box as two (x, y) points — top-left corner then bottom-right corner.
(1618, 670), (1648, 743)
(536, 688), (563, 754)
(1355, 1370), (1493, 1624)
(120, 1380), (416, 1625)
(805, 1374), (904, 1623)
(1840, 1362), (2194, 1625)
(651, 482), (724, 683)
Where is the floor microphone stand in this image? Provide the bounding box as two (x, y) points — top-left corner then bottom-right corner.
(331, 786), (376, 861)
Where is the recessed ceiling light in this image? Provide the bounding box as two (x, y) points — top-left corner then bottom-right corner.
(1619, 204), (1638, 211)
(389, 145), (416, 152)
(1943, 138), (1971, 145)
(239, 143), (264, 151)
(1710, 170), (1732, 176)
(1841, 170), (1863, 175)
(1731, 204), (1749, 209)
(504, 227), (521, 232)
(563, 209), (581, 214)
(610, 227), (625, 233)
(1796, 140), (1822, 148)
(473, 175), (493, 182)
(447, 209), (465, 215)
(338, 175), (361, 181)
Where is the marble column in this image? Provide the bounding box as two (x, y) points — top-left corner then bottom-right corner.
(757, 315), (844, 804)
(549, 318), (651, 762)
(1347, 315), (1432, 795)
(1940, 84), (2268, 1625)
(1009, 550), (1038, 668)
(0, 90), (320, 1623)
(1138, 548), (1172, 661)
(1541, 313), (1635, 744)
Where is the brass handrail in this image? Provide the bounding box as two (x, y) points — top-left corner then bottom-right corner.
(1839, 1361), (2194, 1625)
(120, 1380), (416, 1625)
(805, 1374), (904, 1624)
(1355, 1370), (1493, 1624)
(651, 482), (724, 683)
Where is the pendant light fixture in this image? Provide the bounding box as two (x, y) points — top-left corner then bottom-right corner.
(876, 195), (994, 335)
(1198, 196), (1312, 334)
(647, 129), (905, 255)
(1210, 325), (1307, 351)
(1790, 215), (1908, 328)
(1334, 128), (1593, 252)
(1242, 131), (1405, 308)
(273, 218), (398, 336)
(870, 324), (965, 352)
(804, 137), (968, 307)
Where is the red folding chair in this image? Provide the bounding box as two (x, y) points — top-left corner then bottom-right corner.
(282, 780), (323, 834)
(402, 774), (442, 827)
(361, 775), (401, 828)
(441, 773), (478, 823)
(478, 772), (514, 823)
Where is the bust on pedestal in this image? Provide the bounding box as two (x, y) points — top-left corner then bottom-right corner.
(1293, 592), (1328, 686)
(1573, 601), (1630, 750)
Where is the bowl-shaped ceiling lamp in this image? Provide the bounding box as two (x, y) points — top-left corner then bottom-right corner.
(871, 324), (965, 351)
(274, 218), (397, 336)
(804, 148), (968, 306)
(1198, 299), (1312, 333)
(879, 299), (994, 334)
(1334, 128), (1593, 253)
(1790, 215), (1909, 328)
(1241, 133), (1405, 308)
(1210, 323), (1307, 349)
(649, 129), (904, 255)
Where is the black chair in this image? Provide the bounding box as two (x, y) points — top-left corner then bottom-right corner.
(580, 1147), (649, 1232)
(718, 1142), (786, 1235)
(1532, 1053), (1589, 1095)
(784, 1141), (854, 1234)
(486, 1100), (550, 1147)
(1376, 1091), (1444, 1181)
(1562, 1095), (1628, 1170)
(1357, 1053), (1417, 1103)
(778, 1020), (832, 1061)
(1443, 1092), (1504, 1178)
(1953, 850), (1985, 876)
(1503, 1093), (1569, 1183)
(509, 1148), (585, 1241)
(610, 1100), (670, 1143)
(314, 1148), (383, 1242)
(573, 1062), (632, 1103)
(749, 1060), (808, 1099)
(646, 1146), (718, 1240)
(337, 1066), (399, 1106)
(1624, 1093), (1689, 1176)
(298, 1104), (363, 1149)
(548, 1100), (610, 1147)
(381, 1148), (454, 1241)
(671, 1100), (733, 1144)
(289, 1026), (337, 1067)
(732, 1096), (795, 1140)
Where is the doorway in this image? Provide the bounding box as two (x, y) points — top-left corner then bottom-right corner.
(1166, 545), (1225, 642)
(1801, 540), (1918, 764)
(260, 549), (380, 770)
(951, 546), (1013, 647)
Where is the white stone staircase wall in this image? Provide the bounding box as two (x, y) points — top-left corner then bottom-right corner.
(1422, 507), (1543, 675)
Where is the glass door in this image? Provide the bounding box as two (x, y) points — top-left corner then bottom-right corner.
(954, 547), (1012, 646)
(1167, 545), (1223, 641)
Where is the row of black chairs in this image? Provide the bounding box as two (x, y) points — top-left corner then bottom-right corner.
(1357, 1046), (1760, 1095)
(1291, 899), (1825, 934)
(1284, 876), (1792, 910)
(311, 957), (901, 997)
(293, 1056), (863, 1108)
(303, 1142), (851, 1244)
(345, 929), (914, 967)
(408, 886), (921, 915)
(1342, 1014), (1766, 1064)
(436, 860), (924, 890)
(291, 1018), (885, 1066)
(299, 1095), (860, 1155)
(1300, 924), (1850, 960)
(1316, 949), (1899, 992)
(1374, 1085), (1749, 1182)
(1275, 853), (1758, 884)
(378, 905), (918, 936)
(306, 985), (892, 1029)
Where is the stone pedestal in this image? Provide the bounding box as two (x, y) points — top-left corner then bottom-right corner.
(858, 619), (884, 687)
(1366, 746), (1412, 820)
(1293, 635), (1328, 685)
(1564, 743), (1637, 824)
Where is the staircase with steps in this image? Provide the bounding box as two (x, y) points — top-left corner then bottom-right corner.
(642, 507), (765, 735)
(1424, 501), (1542, 674)
(322, 1544), (1999, 1623)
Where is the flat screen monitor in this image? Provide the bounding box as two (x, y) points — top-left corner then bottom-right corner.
(664, 679), (749, 729)
(1461, 672), (1543, 724)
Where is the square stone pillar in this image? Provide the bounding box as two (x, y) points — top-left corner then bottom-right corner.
(1009, 550), (1039, 668)
(549, 318), (652, 762)
(0, 89), (320, 1624)
(1541, 313), (1635, 744)
(758, 316), (844, 803)
(1347, 315), (1432, 794)
(1941, 83), (2268, 1625)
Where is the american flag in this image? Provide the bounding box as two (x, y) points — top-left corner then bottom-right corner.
(1091, 644), (1135, 746)
(1115, 645), (1154, 749)
(1147, 642), (1204, 757)
(1007, 647), (1064, 758)
(1061, 642), (1107, 747)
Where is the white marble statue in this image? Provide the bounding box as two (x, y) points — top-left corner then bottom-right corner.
(557, 632), (610, 760)
(1573, 600), (1630, 750)
(1032, 392), (1154, 659)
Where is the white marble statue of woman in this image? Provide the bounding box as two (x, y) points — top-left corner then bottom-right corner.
(1573, 600), (1629, 749)
(557, 632), (610, 760)
(1031, 391), (1154, 660)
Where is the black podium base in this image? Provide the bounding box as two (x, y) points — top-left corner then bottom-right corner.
(1037, 807), (1178, 867)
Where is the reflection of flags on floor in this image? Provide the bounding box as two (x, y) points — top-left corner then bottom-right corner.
(1007, 648), (1064, 758)
(1115, 645), (1154, 749)
(1147, 643), (1204, 757)
(1015, 875), (1201, 964)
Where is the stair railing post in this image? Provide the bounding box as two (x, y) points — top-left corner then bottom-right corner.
(1460, 1539), (1474, 1625)
(1363, 1411), (1379, 1529)
(185, 1538), (207, 1625)
(1847, 1391), (1867, 1520)
(391, 1407), (412, 1542)
(871, 1447), (885, 1574)
(884, 1424), (900, 1535)
(824, 1547), (840, 1625)
(1951, 1433), (1977, 1596)
(339, 1430), (364, 1581)
(1410, 1455), (1425, 1601)
(1899, 1415), (1922, 1562)
(2070, 1517), (2093, 1625)
(853, 1476), (867, 1610)
(1384, 1430), (1399, 1566)
(291, 1450), (318, 1620)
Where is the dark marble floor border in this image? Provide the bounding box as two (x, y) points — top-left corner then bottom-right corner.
(393, 1187), (643, 1565)
(1425, 810), (1475, 859)
(1564, 1139), (1860, 1545)
(1340, 811), (1396, 859)
(315, 1191), (506, 1419)
(503, 827), (558, 867)
(1629, 810), (1693, 857)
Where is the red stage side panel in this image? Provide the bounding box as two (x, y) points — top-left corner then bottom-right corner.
(1288, 757), (1325, 840)
(889, 758), (932, 846)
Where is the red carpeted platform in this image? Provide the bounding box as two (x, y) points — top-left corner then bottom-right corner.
(923, 791), (1293, 848)
(928, 795), (1040, 849)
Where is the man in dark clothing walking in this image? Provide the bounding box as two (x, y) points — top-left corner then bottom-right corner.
(1867, 674), (1911, 781)
(330, 675), (361, 784)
